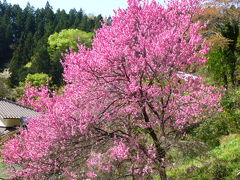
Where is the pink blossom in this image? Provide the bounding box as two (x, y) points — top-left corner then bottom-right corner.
(2, 0), (222, 179)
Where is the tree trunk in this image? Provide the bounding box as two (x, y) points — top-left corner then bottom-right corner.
(142, 106), (168, 180)
(159, 166), (168, 180)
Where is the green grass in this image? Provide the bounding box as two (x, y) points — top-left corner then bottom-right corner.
(167, 134), (240, 180)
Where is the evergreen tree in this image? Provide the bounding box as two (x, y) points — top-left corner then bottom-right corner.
(73, 9), (83, 28)
(54, 9), (69, 32)
(94, 15), (103, 30)
(43, 2), (55, 35)
(80, 15), (90, 32)
(0, 3), (13, 69)
(30, 37), (51, 75)
(0, 0), (102, 87)
(11, 4), (24, 43)
(8, 43), (28, 86)
(23, 3), (36, 34)
(69, 9), (77, 28)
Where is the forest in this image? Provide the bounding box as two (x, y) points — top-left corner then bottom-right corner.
(0, 0), (103, 92)
(0, 0), (240, 179)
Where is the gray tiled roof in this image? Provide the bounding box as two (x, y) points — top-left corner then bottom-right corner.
(0, 98), (39, 119)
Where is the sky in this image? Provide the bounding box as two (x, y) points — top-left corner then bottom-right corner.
(5, 0), (164, 17)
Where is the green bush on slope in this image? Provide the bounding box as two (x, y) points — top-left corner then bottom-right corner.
(168, 134), (240, 180)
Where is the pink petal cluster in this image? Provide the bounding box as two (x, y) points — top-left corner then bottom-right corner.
(19, 83), (57, 112)
(108, 141), (129, 161)
(2, 0), (222, 179)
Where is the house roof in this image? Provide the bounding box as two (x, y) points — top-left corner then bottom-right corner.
(0, 98), (39, 119)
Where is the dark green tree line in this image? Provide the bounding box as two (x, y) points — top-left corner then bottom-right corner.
(0, 0), (103, 87)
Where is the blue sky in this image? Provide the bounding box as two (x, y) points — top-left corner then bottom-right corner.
(5, 0), (164, 17)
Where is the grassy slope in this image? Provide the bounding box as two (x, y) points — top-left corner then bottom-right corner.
(168, 134), (240, 180)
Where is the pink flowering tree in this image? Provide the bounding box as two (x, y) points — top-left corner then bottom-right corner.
(2, 0), (222, 179)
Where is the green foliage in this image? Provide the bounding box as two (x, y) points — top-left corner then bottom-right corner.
(0, 70), (16, 100)
(206, 21), (239, 88)
(206, 46), (228, 86)
(210, 161), (232, 180)
(24, 73), (50, 87)
(30, 37), (51, 75)
(221, 89), (240, 132)
(186, 88), (240, 148)
(0, 1), (102, 87)
(168, 134), (240, 180)
(48, 29), (93, 57)
(47, 29), (93, 86)
(24, 62), (32, 68)
(206, 44), (238, 88)
(0, 77), (12, 98)
(188, 116), (229, 147)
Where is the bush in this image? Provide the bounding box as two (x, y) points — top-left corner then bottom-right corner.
(188, 116), (229, 148)
(188, 88), (240, 148)
(210, 161), (232, 180)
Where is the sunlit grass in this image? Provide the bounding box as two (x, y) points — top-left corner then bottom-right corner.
(167, 134), (240, 180)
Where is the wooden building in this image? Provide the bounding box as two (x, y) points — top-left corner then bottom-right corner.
(0, 98), (38, 134)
